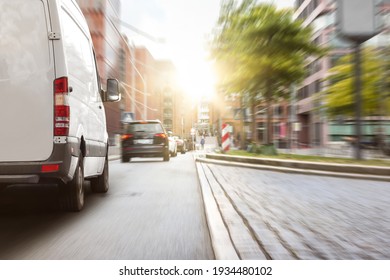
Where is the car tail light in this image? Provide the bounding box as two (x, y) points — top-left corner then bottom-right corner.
(154, 133), (166, 139)
(154, 133), (167, 144)
(121, 134), (134, 141)
(54, 77), (70, 136)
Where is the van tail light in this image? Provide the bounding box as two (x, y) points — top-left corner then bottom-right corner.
(41, 164), (60, 173)
(54, 77), (70, 136)
(121, 134), (134, 141)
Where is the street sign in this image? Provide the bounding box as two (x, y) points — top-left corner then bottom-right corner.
(121, 112), (134, 123)
(337, 0), (383, 43)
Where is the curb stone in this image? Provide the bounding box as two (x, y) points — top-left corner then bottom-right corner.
(196, 162), (239, 260)
(202, 154), (390, 182)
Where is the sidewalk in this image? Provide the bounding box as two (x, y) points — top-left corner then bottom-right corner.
(196, 160), (390, 260)
(195, 139), (390, 260)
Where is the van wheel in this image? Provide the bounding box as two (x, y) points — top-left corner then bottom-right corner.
(91, 156), (109, 193)
(59, 155), (85, 212)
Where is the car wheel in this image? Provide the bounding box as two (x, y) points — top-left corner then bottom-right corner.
(90, 155), (109, 193)
(121, 155), (129, 163)
(163, 149), (170, 161)
(59, 154), (85, 212)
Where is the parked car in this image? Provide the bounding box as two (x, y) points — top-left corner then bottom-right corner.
(121, 120), (170, 162)
(167, 131), (178, 157)
(0, 0), (120, 212)
(173, 136), (187, 154)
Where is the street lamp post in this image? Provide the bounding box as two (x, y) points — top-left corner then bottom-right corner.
(336, 0), (383, 160)
(353, 42), (363, 160)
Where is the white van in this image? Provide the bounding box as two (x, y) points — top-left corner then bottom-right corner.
(0, 0), (120, 211)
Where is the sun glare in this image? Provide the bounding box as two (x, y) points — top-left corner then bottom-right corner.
(177, 59), (216, 101)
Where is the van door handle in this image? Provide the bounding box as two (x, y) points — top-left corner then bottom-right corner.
(99, 105), (102, 109)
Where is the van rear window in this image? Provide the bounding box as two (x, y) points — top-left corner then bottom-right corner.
(0, 0), (50, 81)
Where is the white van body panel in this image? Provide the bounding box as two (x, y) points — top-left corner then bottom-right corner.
(0, 0), (54, 162)
(55, 0), (106, 176)
(0, 0), (112, 181)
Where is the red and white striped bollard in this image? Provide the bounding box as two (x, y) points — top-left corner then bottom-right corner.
(221, 123), (230, 152)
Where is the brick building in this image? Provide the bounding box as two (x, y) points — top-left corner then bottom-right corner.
(77, 0), (125, 144)
(77, 0), (203, 143)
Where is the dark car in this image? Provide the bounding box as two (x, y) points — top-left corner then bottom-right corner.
(121, 120), (170, 162)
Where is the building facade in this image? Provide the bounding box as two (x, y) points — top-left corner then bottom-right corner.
(294, 0), (390, 146)
(132, 46), (158, 120)
(294, 0), (337, 147)
(77, 0), (197, 145)
(154, 60), (194, 139)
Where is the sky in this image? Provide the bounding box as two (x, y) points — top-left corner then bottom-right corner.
(120, 0), (295, 99)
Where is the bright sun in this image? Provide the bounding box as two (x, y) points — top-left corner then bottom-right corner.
(176, 59), (216, 101)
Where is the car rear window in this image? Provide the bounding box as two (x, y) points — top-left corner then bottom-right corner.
(125, 123), (164, 133)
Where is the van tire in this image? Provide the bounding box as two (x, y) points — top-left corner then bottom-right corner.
(90, 155), (109, 193)
(59, 155), (85, 212)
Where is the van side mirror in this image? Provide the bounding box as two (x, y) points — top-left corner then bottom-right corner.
(104, 79), (121, 102)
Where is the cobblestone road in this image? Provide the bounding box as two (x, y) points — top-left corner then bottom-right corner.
(199, 162), (390, 260)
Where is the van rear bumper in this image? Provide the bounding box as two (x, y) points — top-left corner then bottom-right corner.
(0, 140), (79, 185)
(0, 175), (40, 184)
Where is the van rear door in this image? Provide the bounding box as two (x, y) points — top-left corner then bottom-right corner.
(0, 0), (55, 162)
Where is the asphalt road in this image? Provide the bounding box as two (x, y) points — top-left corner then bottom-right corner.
(0, 153), (214, 260)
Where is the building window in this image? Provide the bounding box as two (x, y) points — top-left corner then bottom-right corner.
(164, 108), (173, 118)
(164, 119), (173, 131)
(273, 105), (283, 117)
(273, 123), (280, 138)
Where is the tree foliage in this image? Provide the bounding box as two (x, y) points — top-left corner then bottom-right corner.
(210, 0), (325, 144)
(324, 47), (390, 117)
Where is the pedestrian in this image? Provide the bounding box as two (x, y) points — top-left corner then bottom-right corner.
(200, 136), (205, 150)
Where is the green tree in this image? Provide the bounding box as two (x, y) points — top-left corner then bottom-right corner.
(210, 0), (324, 145)
(324, 47), (390, 118)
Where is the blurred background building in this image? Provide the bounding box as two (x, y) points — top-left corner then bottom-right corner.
(293, 0), (390, 147)
(76, 0), (194, 145)
(154, 60), (194, 139)
(294, 0), (339, 147)
(76, 0), (389, 148)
